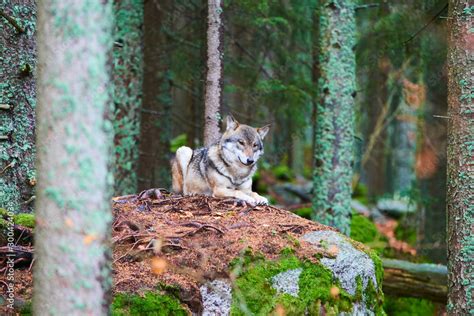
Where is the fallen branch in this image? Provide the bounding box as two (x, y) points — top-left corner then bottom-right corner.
(382, 258), (447, 303)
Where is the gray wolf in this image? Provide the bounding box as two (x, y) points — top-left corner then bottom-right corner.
(171, 115), (270, 205)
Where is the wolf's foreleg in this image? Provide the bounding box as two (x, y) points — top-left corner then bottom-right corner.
(173, 146), (193, 194)
(212, 187), (256, 204)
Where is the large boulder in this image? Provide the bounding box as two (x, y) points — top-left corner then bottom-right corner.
(111, 192), (384, 315)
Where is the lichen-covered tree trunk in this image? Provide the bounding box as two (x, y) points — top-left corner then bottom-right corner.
(0, 2), (36, 213)
(446, 1), (474, 314)
(137, 0), (172, 190)
(34, 1), (113, 314)
(311, 0), (356, 236)
(203, 0), (223, 146)
(112, 0), (143, 195)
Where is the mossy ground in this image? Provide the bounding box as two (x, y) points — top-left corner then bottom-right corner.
(230, 250), (374, 316)
(350, 212), (387, 255)
(384, 296), (435, 316)
(0, 209), (35, 229)
(111, 292), (187, 316)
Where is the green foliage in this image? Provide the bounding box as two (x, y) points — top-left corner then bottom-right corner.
(272, 165), (293, 181)
(394, 221), (417, 246)
(170, 134), (188, 153)
(292, 207), (311, 219)
(384, 296), (435, 316)
(111, 292), (187, 316)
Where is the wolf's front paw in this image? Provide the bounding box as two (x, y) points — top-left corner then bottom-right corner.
(238, 195), (256, 205)
(253, 195), (268, 205)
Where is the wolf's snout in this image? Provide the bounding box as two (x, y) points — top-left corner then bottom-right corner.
(247, 158), (254, 165)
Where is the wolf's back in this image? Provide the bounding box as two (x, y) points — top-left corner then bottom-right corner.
(171, 146), (193, 193)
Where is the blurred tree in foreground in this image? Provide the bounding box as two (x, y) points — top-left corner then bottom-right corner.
(312, 0), (356, 235)
(33, 0), (113, 314)
(446, 0), (473, 314)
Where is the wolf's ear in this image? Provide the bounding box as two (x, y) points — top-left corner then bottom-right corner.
(226, 115), (239, 131)
(257, 124), (270, 139)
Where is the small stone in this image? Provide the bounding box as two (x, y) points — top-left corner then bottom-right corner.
(200, 279), (232, 316)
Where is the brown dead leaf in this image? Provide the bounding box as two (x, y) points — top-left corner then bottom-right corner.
(151, 257), (167, 275)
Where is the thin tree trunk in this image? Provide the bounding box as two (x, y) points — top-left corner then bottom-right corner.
(137, 0), (172, 190)
(34, 1), (113, 314)
(112, 0), (144, 196)
(0, 1), (36, 213)
(203, 0), (223, 146)
(446, 1), (473, 314)
(311, 0), (356, 236)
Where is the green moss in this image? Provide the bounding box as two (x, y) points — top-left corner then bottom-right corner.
(14, 213), (35, 228)
(350, 213), (387, 255)
(384, 296), (435, 316)
(169, 134), (187, 153)
(352, 183), (369, 205)
(292, 207), (312, 219)
(0, 208), (8, 216)
(230, 251), (357, 315)
(19, 301), (32, 315)
(111, 292), (187, 316)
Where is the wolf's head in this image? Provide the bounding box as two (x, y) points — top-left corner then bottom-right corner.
(220, 115), (270, 167)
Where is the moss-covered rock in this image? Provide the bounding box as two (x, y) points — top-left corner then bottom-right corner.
(230, 252), (355, 315)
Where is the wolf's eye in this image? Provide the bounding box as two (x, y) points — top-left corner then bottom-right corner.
(238, 139), (245, 145)
(253, 143), (258, 148)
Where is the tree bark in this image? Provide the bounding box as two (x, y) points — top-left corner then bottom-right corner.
(382, 259), (447, 303)
(34, 1), (113, 314)
(137, 0), (172, 190)
(203, 0), (223, 146)
(0, 1), (36, 213)
(311, 0), (356, 236)
(446, 1), (474, 314)
(112, 0), (144, 195)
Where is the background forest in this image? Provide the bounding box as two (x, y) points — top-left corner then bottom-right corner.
(1, 0), (467, 315)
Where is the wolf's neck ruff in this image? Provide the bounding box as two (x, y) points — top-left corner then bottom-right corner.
(207, 145), (256, 187)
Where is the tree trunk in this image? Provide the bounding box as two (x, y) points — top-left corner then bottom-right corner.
(34, 1), (113, 314)
(446, 1), (474, 314)
(137, 0), (172, 190)
(382, 259), (447, 303)
(311, 0), (356, 236)
(112, 0), (144, 195)
(203, 0), (223, 146)
(0, 2), (36, 213)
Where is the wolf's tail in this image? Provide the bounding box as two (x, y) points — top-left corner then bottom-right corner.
(171, 146), (193, 193)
